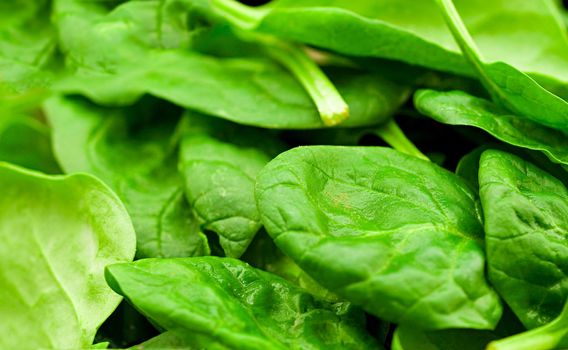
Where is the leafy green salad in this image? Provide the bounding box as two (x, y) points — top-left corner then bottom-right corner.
(1, 0), (568, 349)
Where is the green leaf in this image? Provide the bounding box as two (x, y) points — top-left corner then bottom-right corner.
(220, 0), (568, 89)
(479, 150), (568, 329)
(52, 0), (408, 129)
(435, 0), (568, 132)
(393, 327), (498, 350)
(0, 0), (58, 91)
(0, 115), (60, 173)
(179, 113), (284, 258)
(255, 146), (501, 330)
(105, 257), (381, 350)
(0, 89), (60, 173)
(455, 147), (483, 190)
(415, 90), (568, 168)
(392, 307), (525, 350)
(94, 302), (159, 349)
(0, 163), (136, 349)
(242, 230), (339, 301)
(488, 302), (568, 350)
(130, 331), (229, 350)
(45, 96), (209, 259)
(56, 51), (408, 129)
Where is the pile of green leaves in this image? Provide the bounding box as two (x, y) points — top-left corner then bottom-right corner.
(1, 0), (568, 349)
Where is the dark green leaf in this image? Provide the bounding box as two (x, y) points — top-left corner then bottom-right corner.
(224, 0), (568, 89)
(415, 90), (568, 168)
(479, 150), (568, 329)
(243, 230), (339, 301)
(435, 0), (568, 133)
(179, 113), (285, 257)
(45, 95), (209, 258)
(52, 0), (408, 129)
(56, 52), (408, 129)
(488, 302), (568, 350)
(256, 146), (501, 330)
(106, 257), (381, 350)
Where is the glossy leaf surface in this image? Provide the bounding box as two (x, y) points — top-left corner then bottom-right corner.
(435, 0), (568, 132)
(52, 0), (408, 129)
(106, 257), (380, 350)
(415, 90), (568, 168)
(240, 0), (568, 88)
(479, 150), (568, 329)
(179, 113), (284, 257)
(256, 146), (501, 330)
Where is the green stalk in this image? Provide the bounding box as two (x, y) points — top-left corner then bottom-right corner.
(212, 0), (349, 126)
(263, 41), (349, 126)
(374, 120), (429, 161)
(487, 302), (568, 350)
(434, 0), (507, 103)
(211, 0), (263, 29)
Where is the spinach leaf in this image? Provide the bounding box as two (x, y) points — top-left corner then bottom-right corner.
(255, 146), (501, 330)
(0, 163), (136, 349)
(243, 230), (339, 301)
(456, 147), (484, 190)
(179, 113), (285, 257)
(479, 150), (568, 329)
(415, 89), (568, 168)
(52, 0), (408, 129)
(213, 0), (568, 89)
(45, 95), (209, 258)
(0, 115), (60, 174)
(488, 302), (568, 350)
(392, 307), (525, 350)
(130, 331), (228, 349)
(435, 0), (568, 133)
(105, 257), (381, 350)
(56, 52), (408, 129)
(393, 327), (498, 350)
(0, 89), (59, 173)
(0, 0), (57, 91)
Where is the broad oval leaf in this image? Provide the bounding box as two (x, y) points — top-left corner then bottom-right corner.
(105, 257), (381, 350)
(232, 0), (568, 88)
(45, 95), (209, 259)
(255, 146), (502, 330)
(179, 113), (285, 258)
(56, 53), (408, 129)
(53, 0), (408, 129)
(0, 163), (136, 349)
(479, 150), (568, 329)
(415, 90), (568, 168)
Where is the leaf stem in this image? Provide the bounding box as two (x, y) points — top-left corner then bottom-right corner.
(434, 0), (505, 102)
(375, 120), (429, 160)
(211, 0), (263, 29)
(263, 41), (350, 126)
(211, 0), (349, 126)
(487, 302), (568, 350)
